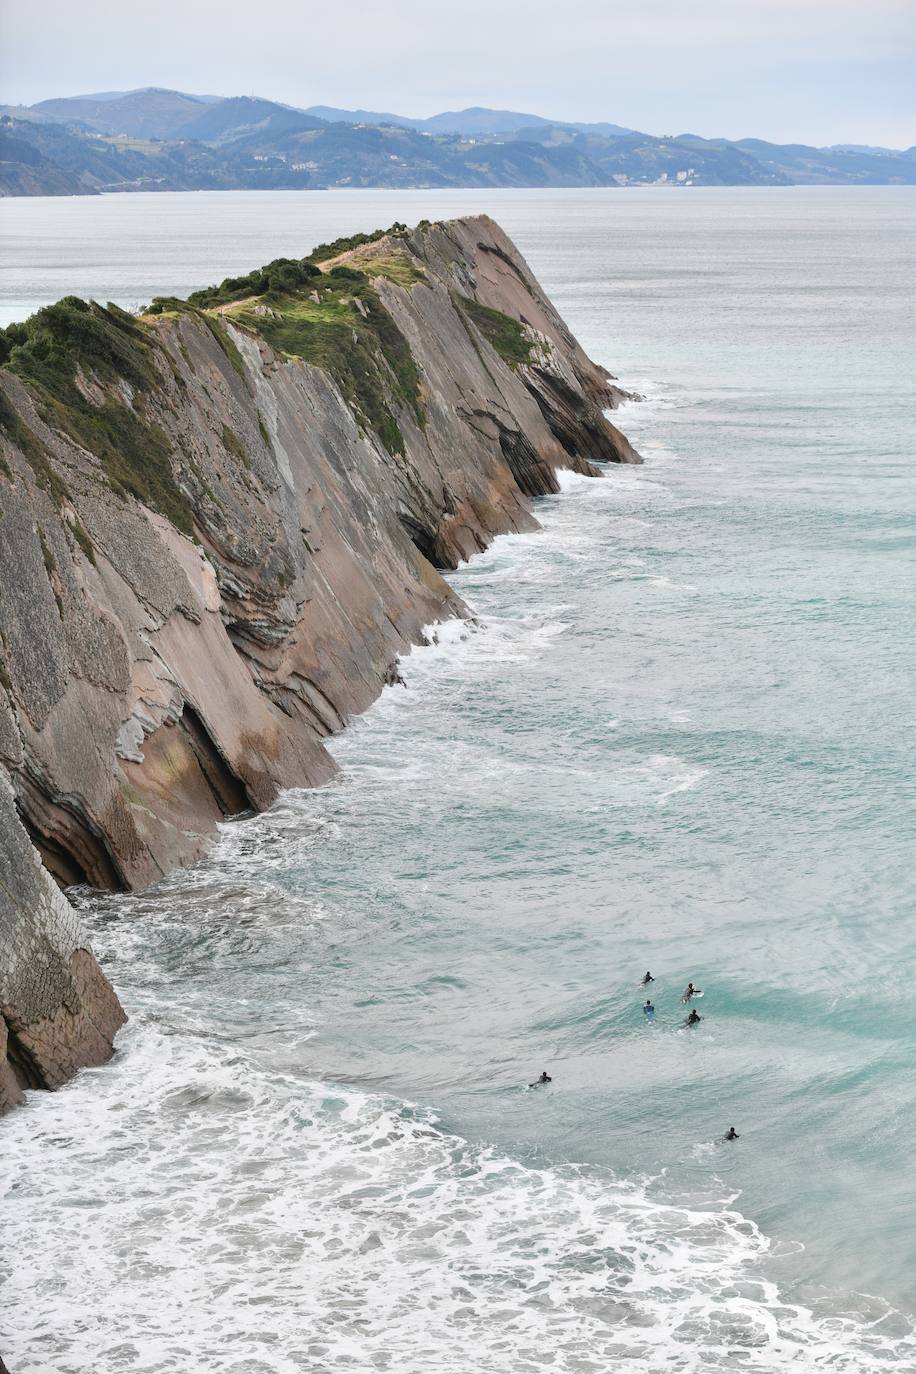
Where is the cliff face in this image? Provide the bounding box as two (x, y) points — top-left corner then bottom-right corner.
(0, 214), (637, 1107)
(0, 773), (126, 1110)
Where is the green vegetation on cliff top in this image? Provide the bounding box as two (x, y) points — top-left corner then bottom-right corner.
(234, 288), (421, 456)
(0, 220), (534, 517)
(0, 226), (429, 507)
(179, 224), (412, 311)
(360, 257), (426, 288)
(0, 298), (194, 532)
(155, 225), (427, 456)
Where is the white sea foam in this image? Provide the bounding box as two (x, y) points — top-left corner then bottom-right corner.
(555, 466), (600, 493)
(648, 575), (699, 592)
(2, 1021), (912, 1374)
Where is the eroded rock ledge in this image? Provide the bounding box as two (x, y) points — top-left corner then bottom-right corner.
(0, 214), (638, 1108)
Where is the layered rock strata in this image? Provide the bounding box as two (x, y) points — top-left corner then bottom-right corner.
(0, 773), (125, 1111)
(0, 214), (637, 1108)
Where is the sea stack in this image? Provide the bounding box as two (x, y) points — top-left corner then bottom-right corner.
(0, 214), (638, 1108)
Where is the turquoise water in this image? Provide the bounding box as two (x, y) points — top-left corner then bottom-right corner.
(2, 188), (915, 1371)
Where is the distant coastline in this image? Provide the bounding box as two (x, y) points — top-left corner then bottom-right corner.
(2, 88), (914, 197)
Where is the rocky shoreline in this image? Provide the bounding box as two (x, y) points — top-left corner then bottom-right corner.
(0, 214), (638, 1111)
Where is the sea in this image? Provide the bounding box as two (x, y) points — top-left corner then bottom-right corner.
(1, 186), (915, 1372)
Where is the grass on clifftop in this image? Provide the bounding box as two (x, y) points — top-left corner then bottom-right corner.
(0, 223), (431, 511)
(144, 224), (427, 456)
(175, 223), (413, 312)
(308, 223), (409, 265)
(359, 256), (426, 288)
(227, 281), (422, 455)
(188, 228), (406, 308)
(212, 261), (424, 457)
(0, 297), (194, 533)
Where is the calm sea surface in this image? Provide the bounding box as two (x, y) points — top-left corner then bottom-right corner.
(2, 187), (915, 1371)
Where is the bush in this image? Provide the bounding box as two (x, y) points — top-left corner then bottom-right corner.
(187, 257), (321, 309)
(5, 297), (156, 393)
(307, 222), (407, 264)
(324, 264), (366, 284)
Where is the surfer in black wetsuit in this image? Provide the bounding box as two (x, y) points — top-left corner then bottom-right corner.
(685, 1009), (702, 1026)
(642, 971), (655, 985)
(724, 1126), (740, 1140)
(529, 1071), (552, 1087)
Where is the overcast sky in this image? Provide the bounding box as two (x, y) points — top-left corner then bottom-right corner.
(2, 0), (914, 146)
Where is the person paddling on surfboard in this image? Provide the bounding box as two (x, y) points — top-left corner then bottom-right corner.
(724, 1126), (740, 1140)
(642, 971), (655, 985)
(529, 1071), (552, 1087)
(644, 999), (655, 1017)
(682, 982), (702, 1003)
(684, 1008), (703, 1026)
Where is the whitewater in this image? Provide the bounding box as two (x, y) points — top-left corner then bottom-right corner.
(1, 186), (915, 1371)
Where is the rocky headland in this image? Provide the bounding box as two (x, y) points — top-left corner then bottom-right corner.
(0, 214), (638, 1110)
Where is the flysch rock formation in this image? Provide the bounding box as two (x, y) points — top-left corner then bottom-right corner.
(0, 772), (125, 1110)
(0, 214), (638, 1110)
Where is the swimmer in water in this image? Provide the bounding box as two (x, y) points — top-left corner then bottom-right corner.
(529, 1071), (552, 1087)
(642, 971), (655, 985)
(724, 1126), (740, 1140)
(682, 982), (702, 1003)
(644, 1000), (655, 1016)
(684, 1008), (703, 1026)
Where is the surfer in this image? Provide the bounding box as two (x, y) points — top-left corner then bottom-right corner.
(684, 1008), (703, 1026)
(644, 1000), (655, 1016)
(529, 1071), (552, 1087)
(724, 1126), (740, 1140)
(682, 982), (702, 1003)
(642, 971), (655, 985)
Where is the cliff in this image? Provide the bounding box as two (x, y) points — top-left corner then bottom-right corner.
(0, 214), (638, 1108)
(0, 773), (125, 1111)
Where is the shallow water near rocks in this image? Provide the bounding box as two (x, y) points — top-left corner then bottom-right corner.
(2, 187), (915, 1371)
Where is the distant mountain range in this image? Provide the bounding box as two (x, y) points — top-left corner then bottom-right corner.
(304, 105), (636, 139)
(1, 87), (913, 196)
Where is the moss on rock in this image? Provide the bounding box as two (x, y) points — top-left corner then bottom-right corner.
(221, 423), (250, 468)
(452, 292), (533, 368)
(201, 316), (247, 382)
(70, 518), (96, 566)
(0, 383), (70, 504)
